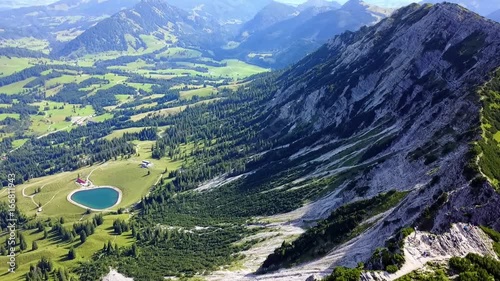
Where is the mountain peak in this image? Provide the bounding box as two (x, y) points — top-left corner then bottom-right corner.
(55, 0), (223, 57)
(341, 0), (368, 9)
(265, 1), (295, 9)
(340, 0), (393, 18)
(298, 0), (341, 10)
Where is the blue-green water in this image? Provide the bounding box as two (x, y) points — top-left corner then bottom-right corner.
(71, 187), (119, 209)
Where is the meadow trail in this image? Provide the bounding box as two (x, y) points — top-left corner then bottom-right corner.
(22, 183), (48, 208)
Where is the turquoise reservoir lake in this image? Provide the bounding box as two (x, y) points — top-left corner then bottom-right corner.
(71, 187), (119, 210)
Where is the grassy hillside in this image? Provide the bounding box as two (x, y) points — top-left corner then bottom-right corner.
(0, 213), (133, 281)
(477, 68), (500, 189)
(0, 32), (267, 278)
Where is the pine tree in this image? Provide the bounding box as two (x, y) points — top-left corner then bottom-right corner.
(80, 231), (87, 243)
(131, 243), (138, 257)
(67, 247), (76, 260)
(36, 221), (44, 232)
(20, 234), (27, 251)
(32, 241), (38, 251)
(107, 241), (113, 254)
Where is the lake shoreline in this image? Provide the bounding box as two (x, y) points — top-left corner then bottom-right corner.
(67, 186), (123, 212)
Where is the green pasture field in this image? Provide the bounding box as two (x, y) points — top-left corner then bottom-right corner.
(180, 86), (217, 100)
(0, 77), (36, 95)
(0, 113), (20, 121)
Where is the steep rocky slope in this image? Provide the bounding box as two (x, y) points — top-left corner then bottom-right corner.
(199, 3), (500, 280)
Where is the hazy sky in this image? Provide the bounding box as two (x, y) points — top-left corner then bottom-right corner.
(1, 0), (422, 9)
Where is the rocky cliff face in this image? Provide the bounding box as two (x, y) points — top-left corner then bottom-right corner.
(272, 0), (500, 238)
(210, 3), (500, 280)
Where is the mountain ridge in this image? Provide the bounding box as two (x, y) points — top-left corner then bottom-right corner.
(55, 0), (224, 57)
(422, 0), (500, 18)
(239, 1), (299, 39)
(229, 0), (393, 67)
(197, 2), (500, 280)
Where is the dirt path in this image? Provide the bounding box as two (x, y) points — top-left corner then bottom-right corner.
(36, 115), (93, 140)
(135, 143), (141, 155)
(476, 153), (494, 184)
(8, 143), (25, 153)
(22, 183), (48, 209)
(154, 174), (162, 186)
(41, 190), (61, 208)
(36, 125), (71, 139)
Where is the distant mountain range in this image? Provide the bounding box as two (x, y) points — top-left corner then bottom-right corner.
(238, 2), (300, 39)
(50, 0), (391, 66)
(2, 0), (440, 69)
(0, 0), (138, 20)
(0, 0), (274, 43)
(0, 0), (140, 42)
(55, 0), (224, 57)
(297, 0), (341, 10)
(239, 0), (342, 39)
(226, 0), (393, 67)
(0, 0), (56, 10)
(163, 0), (273, 25)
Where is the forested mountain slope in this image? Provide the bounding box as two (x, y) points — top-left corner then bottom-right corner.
(63, 2), (500, 280)
(56, 0), (224, 57)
